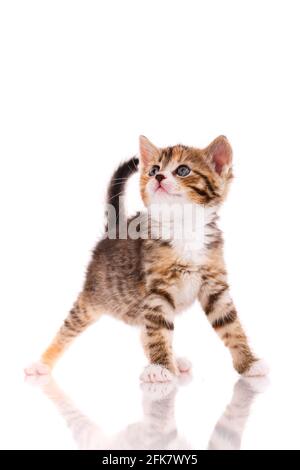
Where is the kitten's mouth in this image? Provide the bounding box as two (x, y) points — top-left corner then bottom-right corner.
(154, 185), (182, 198)
(155, 185), (168, 193)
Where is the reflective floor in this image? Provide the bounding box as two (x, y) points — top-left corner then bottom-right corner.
(2, 356), (300, 450)
(28, 375), (268, 451)
(2, 314), (300, 450)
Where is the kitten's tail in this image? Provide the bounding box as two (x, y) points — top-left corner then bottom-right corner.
(106, 156), (139, 229)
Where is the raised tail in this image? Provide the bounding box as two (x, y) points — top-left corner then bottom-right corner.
(106, 156), (139, 231)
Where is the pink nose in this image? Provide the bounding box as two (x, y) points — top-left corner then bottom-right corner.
(155, 174), (166, 183)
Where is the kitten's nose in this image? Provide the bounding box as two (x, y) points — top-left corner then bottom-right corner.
(155, 174), (166, 183)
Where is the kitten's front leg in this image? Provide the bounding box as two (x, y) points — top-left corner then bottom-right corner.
(140, 295), (178, 383)
(199, 268), (268, 376)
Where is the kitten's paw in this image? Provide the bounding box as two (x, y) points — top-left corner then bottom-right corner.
(176, 357), (192, 373)
(24, 361), (51, 376)
(25, 374), (52, 387)
(241, 376), (270, 394)
(140, 381), (177, 400)
(243, 359), (269, 378)
(140, 364), (175, 383)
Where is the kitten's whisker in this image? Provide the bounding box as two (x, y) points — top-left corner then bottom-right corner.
(107, 191), (124, 201)
(112, 177), (132, 182)
(110, 182), (128, 188)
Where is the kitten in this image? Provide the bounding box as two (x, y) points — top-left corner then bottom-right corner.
(25, 135), (268, 382)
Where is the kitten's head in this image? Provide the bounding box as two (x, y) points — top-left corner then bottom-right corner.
(139, 136), (233, 207)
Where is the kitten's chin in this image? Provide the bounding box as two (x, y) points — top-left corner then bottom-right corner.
(149, 190), (183, 205)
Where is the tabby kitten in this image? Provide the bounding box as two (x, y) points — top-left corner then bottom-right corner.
(25, 135), (268, 382)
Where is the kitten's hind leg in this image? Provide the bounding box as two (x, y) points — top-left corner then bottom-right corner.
(25, 295), (101, 376)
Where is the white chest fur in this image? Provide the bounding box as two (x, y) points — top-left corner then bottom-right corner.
(171, 236), (205, 264)
(167, 205), (218, 312)
(170, 205), (217, 264)
(147, 204), (218, 311)
(172, 271), (202, 312)
(148, 203), (217, 262)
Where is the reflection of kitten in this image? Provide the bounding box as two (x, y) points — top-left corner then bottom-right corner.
(207, 378), (269, 450)
(26, 135), (268, 381)
(30, 375), (267, 450)
(40, 378), (189, 450)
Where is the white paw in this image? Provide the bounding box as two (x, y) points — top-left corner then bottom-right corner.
(25, 374), (52, 387)
(243, 359), (269, 378)
(241, 376), (270, 394)
(140, 381), (176, 400)
(24, 361), (51, 376)
(176, 357), (192, 373)
(140, 364), (175, 383)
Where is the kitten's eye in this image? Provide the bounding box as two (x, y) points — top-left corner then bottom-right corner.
(148, 165), (160, 177)
(176, 165), (191, 177)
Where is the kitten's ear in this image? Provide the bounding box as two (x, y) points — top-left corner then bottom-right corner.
(139, 135), (159, 166)
(205, 135), (232, 175)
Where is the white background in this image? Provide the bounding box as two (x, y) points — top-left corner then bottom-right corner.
(1, 0), (300, 450)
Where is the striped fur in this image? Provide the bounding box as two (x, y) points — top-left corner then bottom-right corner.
(30, 136), (260, 381)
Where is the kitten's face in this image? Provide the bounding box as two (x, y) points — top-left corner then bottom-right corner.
(139, 136), (233, 207)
